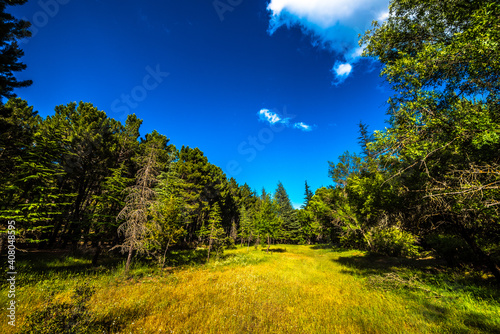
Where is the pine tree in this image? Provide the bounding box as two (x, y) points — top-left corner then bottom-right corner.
(303, 180), (313, 208)
(256, 190), (281, 253)
(274, 182), (298, 242)
(238, 206), (254, 249)
(0, 0), (32, 101)
(114, 138), (163, 273)
(199, 203), (225, 261)
(357, 122), (374, 158)
(148, 188), (185, 267)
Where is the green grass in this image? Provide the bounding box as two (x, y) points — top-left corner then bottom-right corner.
(1, 245), (499, 333)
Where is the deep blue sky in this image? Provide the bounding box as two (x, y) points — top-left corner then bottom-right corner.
(9, 0), (391, 208)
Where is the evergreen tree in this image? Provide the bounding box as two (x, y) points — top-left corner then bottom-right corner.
(238, 206), (254, 249)
(274, 182), (299, 242)
(357, 122), (374, 159)
(199, 203), (225, 261)
(114, 136), (165, 273)
(0, 0), (32, 101)
(148, 186), (185, 267)
(0, 98), (39, 223)
(256, 190), (281, 253)
(302, 180), (313, 208)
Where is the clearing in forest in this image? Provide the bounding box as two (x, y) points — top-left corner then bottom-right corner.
(2, 245), (499, 333)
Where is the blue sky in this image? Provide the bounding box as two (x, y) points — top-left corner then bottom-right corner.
(9, 0), (391, 208)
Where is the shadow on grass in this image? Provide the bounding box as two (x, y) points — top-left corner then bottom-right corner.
(4, 247), (210, 283)
(165, 248), (208, 266)
(332, 251), (500, 333)
(335, 252), (498, 290)
(463, 312), (500, 333)
(335, 252), (432, 276)
(261, 247), (287, 253)
(309, 244), (333, 250)
(11, 250), (120, 273)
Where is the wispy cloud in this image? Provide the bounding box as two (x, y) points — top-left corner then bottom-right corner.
(267, 0), (389, 83)
(293, 122), (313, 132)
(257, 108), (314, 131)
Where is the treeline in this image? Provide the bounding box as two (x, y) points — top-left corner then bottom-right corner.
(0, 99), (315, 268)
(0, 0), (499, 282)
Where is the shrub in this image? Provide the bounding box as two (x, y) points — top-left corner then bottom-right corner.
(223, 236), (237, 250)
(338, 227), (368, 250)
(368, 227), (421, 258)
(424, 234), (475, 266)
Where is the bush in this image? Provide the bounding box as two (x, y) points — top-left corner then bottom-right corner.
(368, 227), (421, 258)
(223, 237), (237, 250)
(424, 234), (475, 266)
(339, 228), (368, 250)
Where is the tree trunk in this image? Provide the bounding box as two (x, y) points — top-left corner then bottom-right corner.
(125, 244), (133, 273)
(162, 239), (171, 268)
(91, 242), (101, 266)
(267, 235), (270, 253)
(207, 241), (211, 262)
(48, 220), (62, 247)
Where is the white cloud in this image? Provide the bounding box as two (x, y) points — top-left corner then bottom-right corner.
(258, 109), (282, 124)
(293, 122), (313, 131)
(267, 0), (389, 83)
(332, 62), (352, 85)
(257, 109), (315, 131)
(334, 63), (352, 77)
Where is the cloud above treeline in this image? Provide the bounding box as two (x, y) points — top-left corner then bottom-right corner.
(258, 109), (314, 132)
(267, 0), (389, 84)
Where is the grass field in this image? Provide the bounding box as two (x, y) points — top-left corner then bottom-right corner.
(1, 245), (499, 333)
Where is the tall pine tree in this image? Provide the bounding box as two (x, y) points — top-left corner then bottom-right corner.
(0, 0), (32, 101)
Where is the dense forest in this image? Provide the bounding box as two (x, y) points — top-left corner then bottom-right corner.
(1, 0), (499, 286)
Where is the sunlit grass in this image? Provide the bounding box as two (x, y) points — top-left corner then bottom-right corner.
(1, 245), (499, 333)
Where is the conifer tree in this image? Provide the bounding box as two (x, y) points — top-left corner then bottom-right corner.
(256, 190), (280, 252)
(303, 180), (313, 208)
(274, 182), (298, 242)
(0, 0), (32, 101)
(238, 206), (254, 249)
(199, 203), (225, 261)
(114, 136), (165, 273)
(357, 122), (374, 158)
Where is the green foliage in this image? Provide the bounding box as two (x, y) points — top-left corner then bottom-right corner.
(0, 0), (32, 100)
(223, 236), (237, 250)
(302, 180), (313, 208)
(255, 190), (282, 251)
(274, 181), (299, 242)
(328, 151), (362, 188)
(148, 193), (186, 265)
(425, 234), (476, 266)
(198, 203), (226, 260)
(306, 187), (338, 242)
(359, 0), (500, 281)
(338, 227), (367, 250)
(237, 206), (254, 246)
(368, 227), (421, 258)
(296, 208), (319, 244)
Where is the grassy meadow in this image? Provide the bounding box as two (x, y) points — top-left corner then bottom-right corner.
(1, 245), (499, 333)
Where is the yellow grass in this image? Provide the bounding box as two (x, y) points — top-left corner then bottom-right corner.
(2, 245), (499, 333)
